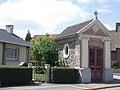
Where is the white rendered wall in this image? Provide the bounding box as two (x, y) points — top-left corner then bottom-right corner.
(5, 44), (27, 66)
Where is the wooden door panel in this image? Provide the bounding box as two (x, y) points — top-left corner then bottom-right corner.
(89, 49), (95, 66)
(89, 47), (103, 82)
(91, 70), (95, 82)
(96, 49), (103, 66)
(96, 70), (102, 82)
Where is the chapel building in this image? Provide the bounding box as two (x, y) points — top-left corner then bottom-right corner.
(55, 11), (113, 83)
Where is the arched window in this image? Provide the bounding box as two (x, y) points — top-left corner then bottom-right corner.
(63, 43), (70, 58)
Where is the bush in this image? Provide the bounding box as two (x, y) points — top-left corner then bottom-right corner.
(0, 66), (32, 84)
(51, 67), (80, 83)
(111, 60), (119, 68)
(34, 66), (46, 74)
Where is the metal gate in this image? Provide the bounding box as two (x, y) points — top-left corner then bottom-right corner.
(33, 66), (46, 82)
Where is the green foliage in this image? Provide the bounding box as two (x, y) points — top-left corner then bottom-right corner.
(34, 66), (46, 74)
(25, 30), (32, 42)
(0, 66), (32, 84)
(33, 73), (45, 82)
(31, 34), (58, 66)
(33, 66), (45, 81)
(51, 67), (80, 83)
(111, 59), (119, 68)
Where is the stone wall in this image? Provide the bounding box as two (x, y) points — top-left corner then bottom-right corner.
(56, 36), (79, 67)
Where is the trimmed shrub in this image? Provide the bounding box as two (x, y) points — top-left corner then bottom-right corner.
(0, 66), (32, 84)
(51, 67), (80, 83)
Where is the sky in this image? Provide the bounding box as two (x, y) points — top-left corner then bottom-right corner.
(0, 0), (120, 39)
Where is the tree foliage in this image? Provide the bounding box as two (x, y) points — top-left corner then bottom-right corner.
(31, 34), (58, 66)
(25, 30), (32, 42)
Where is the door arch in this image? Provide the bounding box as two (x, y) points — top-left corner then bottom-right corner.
(89, 46), (103, 82)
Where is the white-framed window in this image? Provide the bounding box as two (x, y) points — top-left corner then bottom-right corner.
(63, 43), (70, 58)
(5, 48), (19, 60)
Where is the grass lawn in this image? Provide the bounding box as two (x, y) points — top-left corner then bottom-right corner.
(33, 73), (45, 82)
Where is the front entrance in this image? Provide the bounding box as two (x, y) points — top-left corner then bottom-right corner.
(89, 47), (103, 82)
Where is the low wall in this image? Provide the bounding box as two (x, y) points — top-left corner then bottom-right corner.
(112, 68), (120, 73)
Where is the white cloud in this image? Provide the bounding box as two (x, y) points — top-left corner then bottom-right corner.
(78, 0), (91, 4)
(0, 0), (90, 38)
(103, 4), (109, 8)
(104, 24), (114, 30)
(96, 9), (113, 13)
(78, 0), (108, 4)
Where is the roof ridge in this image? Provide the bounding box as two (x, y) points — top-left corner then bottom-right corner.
(67, 19), (93, 29)
(57, 19), (93, 39)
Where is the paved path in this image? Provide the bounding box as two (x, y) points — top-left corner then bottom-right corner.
(1, 82), (120, 90)
(99, 87), (120, 90)
(1, 74), (120, 90)
(0, 84), (89, 90)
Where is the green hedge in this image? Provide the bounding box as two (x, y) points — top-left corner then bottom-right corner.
(0, 66), (32, 84)
(51, 67), (80, 83)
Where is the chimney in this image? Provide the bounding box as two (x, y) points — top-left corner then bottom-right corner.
(6, 25), (14, 34)
(116, 23), (120, 32)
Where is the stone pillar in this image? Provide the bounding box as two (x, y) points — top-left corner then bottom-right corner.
(79, 68), (91, 83)
(103, 39), (113, 82)
(104, 41), (111, 68)
(45, 64), (51, 83)
(75, 39), (81, 67)
(78, 36), (91, 83)
(81, 37), (89, 68)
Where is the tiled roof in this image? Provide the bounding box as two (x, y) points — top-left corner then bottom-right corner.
(50, 34), (59, 38)
(57, 19), (93, 39)
(32, 34), (59, 41)
(0, 29), (31, 47)
(109, 30), (120, 50)
(32, 35), (44, 41)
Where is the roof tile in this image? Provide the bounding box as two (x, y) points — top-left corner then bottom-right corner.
(57, 19), (93, 39)
(0, 29), (31, 47)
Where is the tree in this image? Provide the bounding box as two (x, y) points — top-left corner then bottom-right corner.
(25, 30), (32, 42)
(31, 34), (58, 66)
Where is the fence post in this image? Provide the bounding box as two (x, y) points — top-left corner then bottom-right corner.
(45, 64), (51, 83)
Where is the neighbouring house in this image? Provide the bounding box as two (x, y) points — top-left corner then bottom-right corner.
(32, 34), (59, 41)
(0, 25), (31, 66)
(55, 11), (113, 83)
(109, 23), (120, 67)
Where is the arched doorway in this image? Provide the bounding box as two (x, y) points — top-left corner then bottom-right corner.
(89, 46), (103, 82)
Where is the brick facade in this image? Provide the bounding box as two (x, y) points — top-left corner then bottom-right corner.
(88, 37), (103, 48)
(83, 25), (107, 37)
